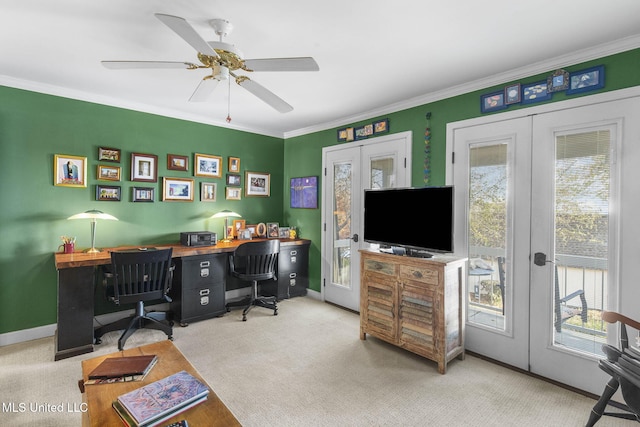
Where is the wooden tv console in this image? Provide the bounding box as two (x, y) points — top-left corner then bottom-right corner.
(359, 249), (467, 374)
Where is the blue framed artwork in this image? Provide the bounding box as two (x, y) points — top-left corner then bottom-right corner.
(290, 176), (318, 209)
(521, 80), (552, 104)
(566, 65), (605, 95)
(505, 83), (521, 105)
(481, 91), (507, 113)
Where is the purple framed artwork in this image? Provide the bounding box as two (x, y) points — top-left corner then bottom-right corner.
(290, 176), (318, 209)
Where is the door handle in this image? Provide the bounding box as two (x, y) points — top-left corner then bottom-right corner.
(352, 233), (359, 243)
(533, 252), (554, 266)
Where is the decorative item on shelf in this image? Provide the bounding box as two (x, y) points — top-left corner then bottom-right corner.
(58, 236), (76, 254)
(256, 222), (267, 238)
(211, 210), (241, 243)
(566, 65), (605, 95)
(67, 209), (118, 253)
(267, 222), (279, 238)
(289, 227), (297, 239)
(522, 80), (553, 104)
(547, 69), (569, 93)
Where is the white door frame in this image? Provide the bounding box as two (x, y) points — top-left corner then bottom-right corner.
(320, 131), (412, 305)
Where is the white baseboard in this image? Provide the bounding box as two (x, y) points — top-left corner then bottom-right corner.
(0, 324), (56, 347)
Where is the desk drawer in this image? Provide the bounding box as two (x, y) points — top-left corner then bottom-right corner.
(178, 254), (226, 289)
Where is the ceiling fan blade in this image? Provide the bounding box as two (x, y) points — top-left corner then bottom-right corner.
(154, 13), (219, 58)
(243, 57), (319, 72)
(102, 60), (197, 69)
(236, 77), (293, 113)
(189, 78), (220, 102)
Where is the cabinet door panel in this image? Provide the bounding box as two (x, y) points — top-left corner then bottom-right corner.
(362, 274), (396, 339)
(399, 283), (436, 356)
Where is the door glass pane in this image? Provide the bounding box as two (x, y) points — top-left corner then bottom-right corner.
(553, 130), (610, 355)
(370, 157), (395, 189)
(467, 143), (508, 330)
(333, 162), (352, 287)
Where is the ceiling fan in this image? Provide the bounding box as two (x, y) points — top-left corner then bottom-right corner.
(102, 13), (319, 113)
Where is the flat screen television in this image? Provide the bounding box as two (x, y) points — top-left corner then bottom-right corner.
(363, 186), (454, 257)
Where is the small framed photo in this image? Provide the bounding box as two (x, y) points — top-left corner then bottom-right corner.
(96, 185), (121, 201)
(228, 157), (240, 173)
(227, 174), (241, 186)
(290, 176), (318, 209)
(279, 226), (291, 238)
(167, 154), (188, 171)
(232, 219), (246, 238)
(354, 124), (374, 140)
(132, 186), (154, 202)
(226, 187), (242, 200)
(54, 154), (87, 187)
(131, 152), (158, 182)
(162, 177), (194, 202)
(267, 222), (280, 239)
(237, 229), (252, 240)
(522, 81), (553, 104)
(547, 69), (569, 93)
(480, 91), (507, 113)
(337, 127), (355, 142)
(373, 119), (389, 134)
(97, 165), (121, 181)
(201, 182), (217, 202)
(195, 153), (222, 178)
(505, 83), (521, 105)
(245, 224), (258, 238)
(98, 147), (121, 163)
(245, 171), (270, 197)
(566, 65), (605, 95)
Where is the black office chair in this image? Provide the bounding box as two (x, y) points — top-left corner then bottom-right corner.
(94, 248), (174, 350)
(586, 311), (640, 426)
(226, 240), (279, 321)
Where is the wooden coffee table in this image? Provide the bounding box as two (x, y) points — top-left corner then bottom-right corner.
(80, 340), (240, 426)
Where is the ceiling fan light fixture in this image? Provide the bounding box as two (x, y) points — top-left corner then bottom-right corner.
(215, 65), (229, 81)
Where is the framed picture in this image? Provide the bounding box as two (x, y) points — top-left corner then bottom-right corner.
(131, 152), (158, 182)
(97, 165), (121, 181)
(354, 124), (374, 140)
(195, 153), (222, 178)
(226, 187), (242, 200)
(547, 69), (569, 93)
(245, 171), (270, 197)
(162, 177), (194, 202)
(521, 80), (553, 104)
(373, 119), (389, 134)
(232, 219), (246, 238)
(279, 226), (291, 238)
(226, 174), (241, 186)
(505, 83), (521, 104)
(237, 229), (252, 240)
(480, 91), (507, 113)
(98, 147), (121, 163)
(228, 157), (240, 173)
(256, 223), (267, 238)
(132, 186), (154, 202)
(566, 65), (605, 95)
(267, 222), (280, 239)
(54, 154), (87, 187)
(337, 127), (355, 142)
(167, 154), (188, 171)
(245, 224), (258, 238)
(96, 185), (121, 201)
(290, 176), (318, 209)
(200, 182), (217, 202)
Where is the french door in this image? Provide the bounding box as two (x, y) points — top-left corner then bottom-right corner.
(322, 132), (411, 311)
(449, 92), (640, 394)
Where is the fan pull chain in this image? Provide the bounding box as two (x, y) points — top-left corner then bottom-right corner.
(226, 77), (232, 123)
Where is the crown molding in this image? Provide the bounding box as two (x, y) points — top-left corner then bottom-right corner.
(284, 35), (640, 139)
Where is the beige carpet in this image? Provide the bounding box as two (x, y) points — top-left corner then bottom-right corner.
(0, 297), (630, 426)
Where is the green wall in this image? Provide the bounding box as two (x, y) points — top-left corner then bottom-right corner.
(282, 48), (640, 294)
(0, 88), (284, 334)
(2, 48), (639, 336)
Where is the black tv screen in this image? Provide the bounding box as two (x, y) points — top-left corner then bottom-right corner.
(363, 186), (454, 254)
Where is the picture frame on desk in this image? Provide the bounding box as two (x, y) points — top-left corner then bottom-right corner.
(267, 222), (279, 238)
(232, 219), (246, 238)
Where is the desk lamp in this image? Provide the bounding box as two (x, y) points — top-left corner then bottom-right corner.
(211, 210), (241, 243)
(68, 209), (118, 253)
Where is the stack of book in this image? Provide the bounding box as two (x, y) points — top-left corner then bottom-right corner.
(85, 355), (158, 385)
(112, 370), (209, 427)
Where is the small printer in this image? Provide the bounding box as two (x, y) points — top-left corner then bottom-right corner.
(180, 231), (217, 247)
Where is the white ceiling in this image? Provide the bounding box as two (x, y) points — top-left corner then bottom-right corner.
(2, 0), (640, 138)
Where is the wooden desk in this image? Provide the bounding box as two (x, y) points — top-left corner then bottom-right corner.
(54, 239), (310, 360)
(81, 340), (240, 426)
